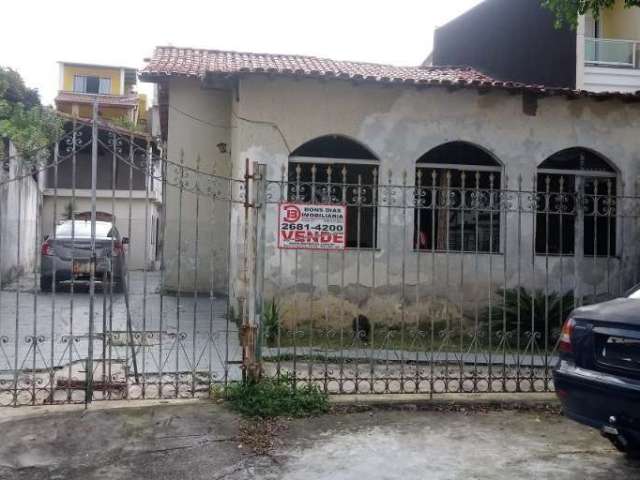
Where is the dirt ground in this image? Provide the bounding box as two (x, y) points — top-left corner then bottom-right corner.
(0, 400), (638, 479)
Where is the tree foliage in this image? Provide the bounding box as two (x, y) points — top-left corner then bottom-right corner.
(0, 66), (62, 163)
(542, 0), (640, 28)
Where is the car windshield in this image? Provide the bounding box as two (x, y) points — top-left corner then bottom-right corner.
(55, 221), (115, 238)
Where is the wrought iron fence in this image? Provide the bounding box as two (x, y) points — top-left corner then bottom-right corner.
(0, 113), (246, 406)
(2, 116), (640, 405)
(258, 162), (640, 394)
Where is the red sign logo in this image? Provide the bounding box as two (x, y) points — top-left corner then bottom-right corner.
(283, 205), (302, 223)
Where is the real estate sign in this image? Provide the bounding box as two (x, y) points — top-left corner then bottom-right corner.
(278, 203), (347, 250)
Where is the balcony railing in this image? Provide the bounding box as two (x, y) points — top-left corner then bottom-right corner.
(585, 37), (640, 68)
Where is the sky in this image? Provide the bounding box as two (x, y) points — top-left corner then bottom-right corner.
(1, 0), (483, 106)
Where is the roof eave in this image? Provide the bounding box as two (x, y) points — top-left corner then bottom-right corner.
(139, 68), (640, 103)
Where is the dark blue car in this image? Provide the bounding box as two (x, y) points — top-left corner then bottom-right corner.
(553, 287), (640, 457)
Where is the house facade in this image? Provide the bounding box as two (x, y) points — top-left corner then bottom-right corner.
(141, 47), (640, 316)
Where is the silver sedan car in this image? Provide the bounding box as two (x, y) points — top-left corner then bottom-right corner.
(40, 220), (127, 293)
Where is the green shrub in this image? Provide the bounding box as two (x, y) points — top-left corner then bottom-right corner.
(224, 374), (329, 418)
(482, 287), (575, 342)
(263, 300), (280, 346)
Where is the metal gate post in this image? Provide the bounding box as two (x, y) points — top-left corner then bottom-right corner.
(253, 163), (267, 370)
(240, 160), (266, 382)
(574, 175), (585, 307)
(85, 99), (99, 405)
(240, 159), (255, 382)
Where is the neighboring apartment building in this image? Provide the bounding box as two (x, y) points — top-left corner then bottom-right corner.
(578, 4), (640, 92)
(431, 0), (640, 93)
(45, 62), (160, 270)
(430, 0), (576, 88)
(55, 61), (148, 127)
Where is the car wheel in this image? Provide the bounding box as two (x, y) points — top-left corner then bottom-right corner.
(40, 276), (52, 292)
(607, 436), (640, 458)
(626, 443), (640, 459)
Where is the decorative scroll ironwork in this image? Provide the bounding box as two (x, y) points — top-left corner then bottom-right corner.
(260, 164), (638, 395)
(2, 124), (640, 404)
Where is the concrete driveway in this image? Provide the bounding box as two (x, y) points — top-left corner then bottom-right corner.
(0, 400), (637, 479)
(0, 272), (241, 404)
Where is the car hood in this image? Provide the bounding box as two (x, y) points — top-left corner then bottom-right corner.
(572, 298), (640, 326)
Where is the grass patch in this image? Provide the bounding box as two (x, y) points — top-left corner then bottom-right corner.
(264, 327), (546, 355)
(224, 374), (329, 418)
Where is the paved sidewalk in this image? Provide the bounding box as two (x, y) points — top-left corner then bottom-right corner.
(0, 400), (638, 479)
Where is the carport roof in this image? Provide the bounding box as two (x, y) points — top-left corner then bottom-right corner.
(140, 46), (640, 101)
(55, 91), (140, 107)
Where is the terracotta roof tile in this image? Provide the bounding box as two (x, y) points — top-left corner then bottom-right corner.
(141, 46), (491, 83)
(140, 46), (640, 100)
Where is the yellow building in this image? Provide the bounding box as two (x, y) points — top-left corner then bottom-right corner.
(55, 61), (145, 125)
(599, 0), (640, 42)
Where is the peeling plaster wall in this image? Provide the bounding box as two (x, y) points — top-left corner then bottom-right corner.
(165, 75), (640, 310)
(230, 76), (640, 308)
(164, 78), (232, 293)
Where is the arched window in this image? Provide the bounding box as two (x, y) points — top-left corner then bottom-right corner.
(288, 135), (379, 249)
(536, 148), (617, 257)
(415, 142), (502, 252)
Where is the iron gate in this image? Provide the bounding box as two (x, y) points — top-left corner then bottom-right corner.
(0, 108), (246, 406)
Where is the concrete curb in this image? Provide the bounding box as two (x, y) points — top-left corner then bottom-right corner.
(329, 393), (559, 406)
(0, 398), (204, 423)
(0, 393), (559, 424)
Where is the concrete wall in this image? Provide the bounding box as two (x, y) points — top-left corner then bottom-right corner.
(229, 76), (640, 307)
(162, 74), (640, 314)
(0, 141), (42, 286)
(163, 78), (233, 293)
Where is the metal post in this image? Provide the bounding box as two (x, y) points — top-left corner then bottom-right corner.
(85, 99), (99, 405)
(240, 159), (264, 382)
(254, 163), (267, 370)
(575, 176), (585, 307)
(12, 143), (23, 406)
